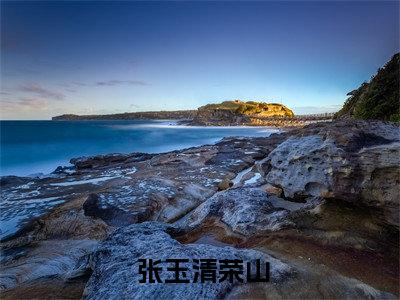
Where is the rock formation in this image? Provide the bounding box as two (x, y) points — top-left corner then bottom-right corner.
(198, 100), (294, 117)
(187, 100), (296, 126)
(0, 119), (399, 299)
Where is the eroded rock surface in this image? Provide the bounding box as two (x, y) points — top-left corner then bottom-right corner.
(265, 135), (344, 199)
(175, 188), (297, 235)
(1, 120), (399, 299)
(264, 120), (400, 227)
(84, 222), (395, 300)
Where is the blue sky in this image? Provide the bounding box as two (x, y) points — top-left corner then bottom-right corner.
(1, 1), (399, 119)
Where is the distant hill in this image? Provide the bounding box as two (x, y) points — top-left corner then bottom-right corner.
(187, 100), (295, 126)
(52, 110), (196, 121)
(199, 100), (294, 117)
(335, 53), (399, 122)
(52, 100), (294, 121)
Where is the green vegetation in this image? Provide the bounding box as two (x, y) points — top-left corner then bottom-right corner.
(199, 100), (294, 117)
(335, 53), (399, 122)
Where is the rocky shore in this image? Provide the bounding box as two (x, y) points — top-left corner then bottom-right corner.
(0, 119), (399, 299)
(182, 111), (333, 127)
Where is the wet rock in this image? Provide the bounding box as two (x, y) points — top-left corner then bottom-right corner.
(263, 183), (283, 197)
(4, 136), (276, 240)
(227, 269), (396, 300)
(84, 222), (395, 300)
(70, 153), (153, 170)
(0, 174), (110, 241)
(83, 193), (137, 226)
(52, 165), (75, 175)
(357, 142), (400, 225)
(91, 178), (192, 224)
(175, 188), (294, 235)
(83, 222), (292, 300)
(288, 198), (399, 254)
(264, 122), (400, 227)
(0, 196), (111, 296)
(218, 179), (233, 191)
(285, 119), (399, 149)
(0, 176), (31, 188)
(0, 239), (97, 291)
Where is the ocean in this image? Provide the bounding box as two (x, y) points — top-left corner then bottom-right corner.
(0, 120), (279, 176)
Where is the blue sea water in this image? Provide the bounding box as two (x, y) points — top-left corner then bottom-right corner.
(0, 120), (280, 176)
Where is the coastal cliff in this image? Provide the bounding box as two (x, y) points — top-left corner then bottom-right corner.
(52, 101), (302, 126)
(199, 100), (293, 117)
(186, 100), (296, 126)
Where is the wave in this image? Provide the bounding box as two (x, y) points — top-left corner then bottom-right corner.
(107, 122), (282, 131)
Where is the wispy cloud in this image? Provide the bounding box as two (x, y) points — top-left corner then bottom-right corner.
(0, 91), (11, 96)
(1, 98), (48, 111)
(71, 82), (88, 87)
(95, 80), (148, 87)
(19, 83), (65, 100)
(63, 79), (149, 88)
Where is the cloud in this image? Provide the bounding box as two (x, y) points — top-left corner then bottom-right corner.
(0, 91), (11, 96)
(19, 83), (65, 100)
(71, 82), (88, 87)
(1, 98), (48, 111)
(63, 79), (149, 88)
(95, 80), (148, 87)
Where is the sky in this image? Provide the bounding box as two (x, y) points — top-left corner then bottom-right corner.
(0, 1), (399, 120)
